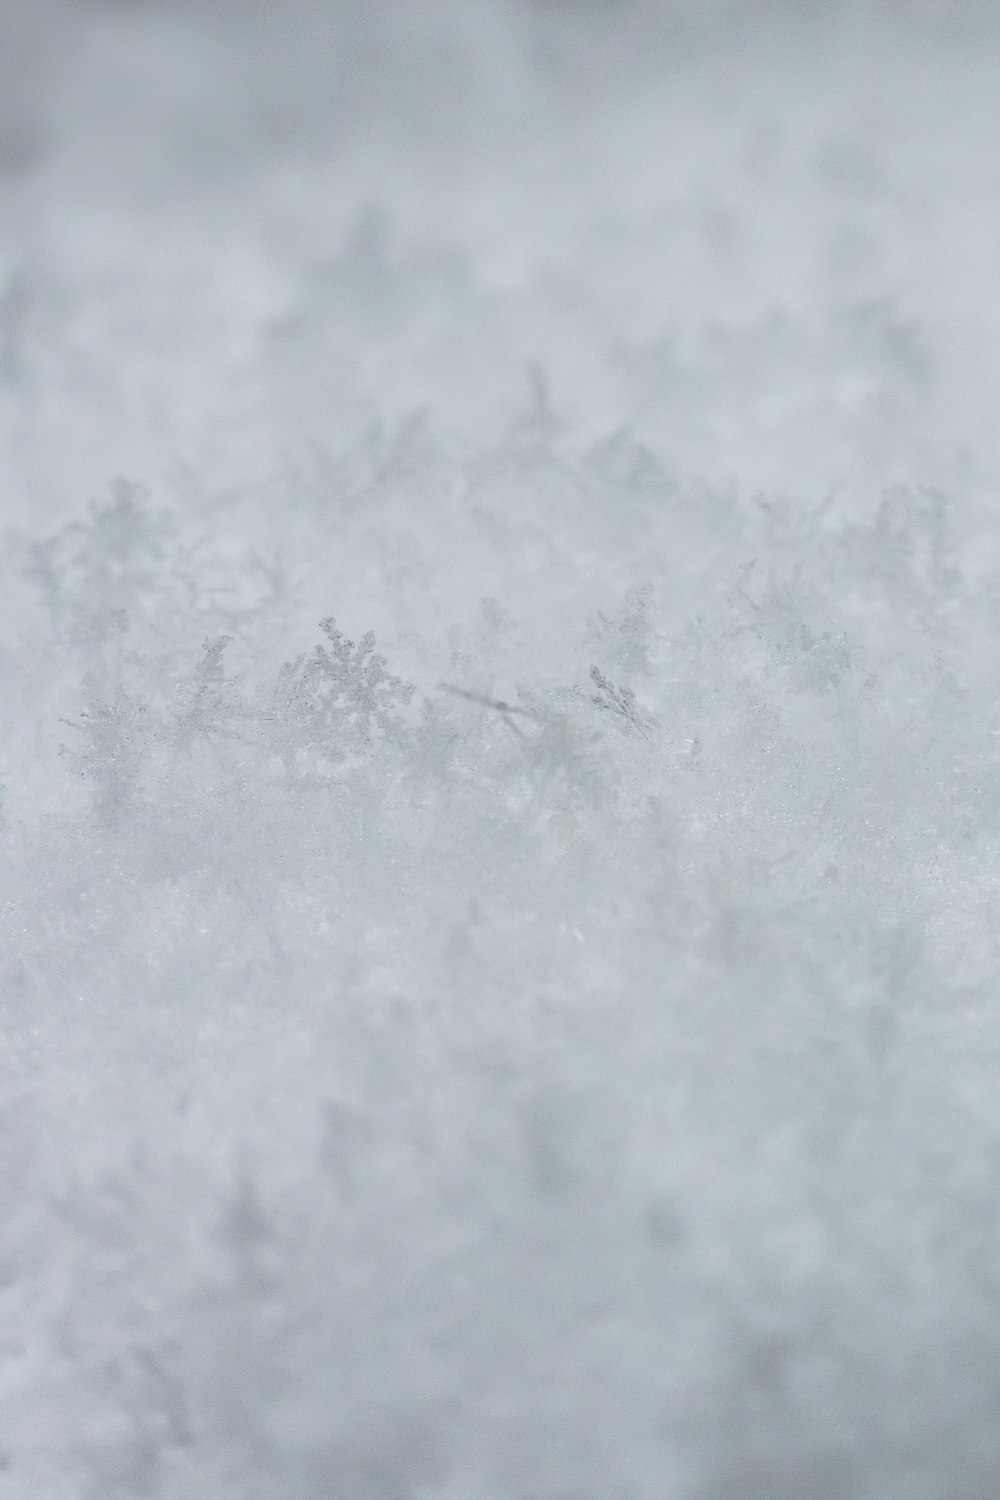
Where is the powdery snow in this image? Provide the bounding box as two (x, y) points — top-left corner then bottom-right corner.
(3, 4), (1000, 1496)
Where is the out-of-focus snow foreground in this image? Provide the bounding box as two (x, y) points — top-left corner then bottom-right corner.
(4, 1), (1000, 1494)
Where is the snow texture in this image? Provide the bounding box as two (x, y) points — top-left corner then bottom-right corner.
(4, 2), (1000, 1495)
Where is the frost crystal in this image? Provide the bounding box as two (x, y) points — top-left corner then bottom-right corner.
(267, 618), (414, 775)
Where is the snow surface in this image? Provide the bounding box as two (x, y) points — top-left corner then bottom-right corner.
(4, 2), (1000, 1495)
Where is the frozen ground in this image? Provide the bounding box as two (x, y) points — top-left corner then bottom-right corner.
(3, 2), (1000, 1495)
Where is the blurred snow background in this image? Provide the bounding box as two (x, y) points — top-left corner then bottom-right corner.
(4, 1), (1000, 1495)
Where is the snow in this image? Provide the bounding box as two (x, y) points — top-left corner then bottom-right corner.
(3, 2), (1000, 1495)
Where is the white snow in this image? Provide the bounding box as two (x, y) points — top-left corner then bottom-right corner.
(4, 3), (1000, 1496)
